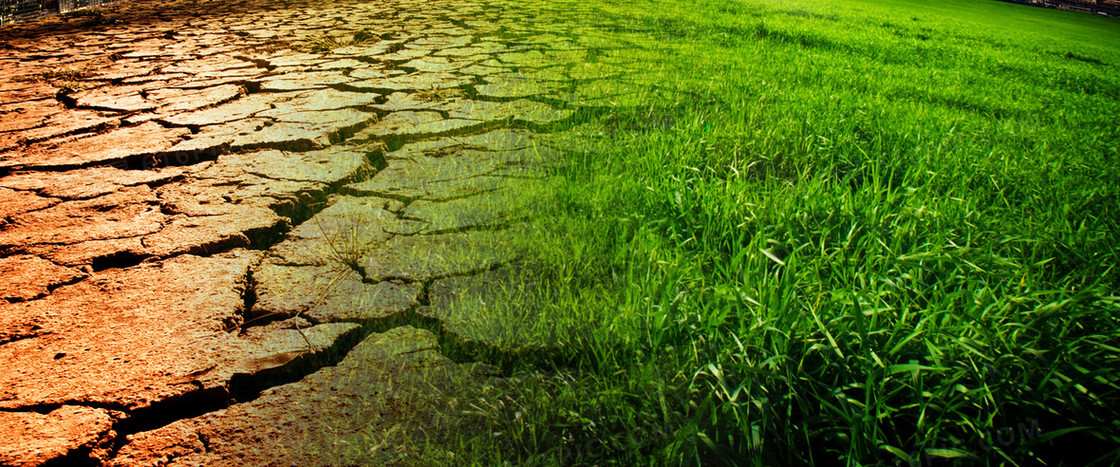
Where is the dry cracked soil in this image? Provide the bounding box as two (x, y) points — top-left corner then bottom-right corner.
(0, 0), (625, 464)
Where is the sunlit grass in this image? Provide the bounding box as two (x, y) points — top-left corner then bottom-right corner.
(429, 0), (1120, 464)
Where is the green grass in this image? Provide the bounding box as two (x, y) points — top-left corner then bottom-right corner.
(432, 0), (1120, 464)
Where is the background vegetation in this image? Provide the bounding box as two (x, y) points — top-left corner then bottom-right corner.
(450, 0), (1120, 464)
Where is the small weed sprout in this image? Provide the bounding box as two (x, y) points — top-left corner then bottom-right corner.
(416, 86), (462, 103)
(12, 60), (101, 89)
(230, 201), (385, 350)
(314, 207), (381, 275)
(61, 8), (118, 27)
(300, 29), (378, 53)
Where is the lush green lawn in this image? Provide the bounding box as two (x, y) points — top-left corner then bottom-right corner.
(455, 0), (1120, 464)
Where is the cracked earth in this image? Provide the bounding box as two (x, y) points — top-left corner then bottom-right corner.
(0, 0), (616, 463)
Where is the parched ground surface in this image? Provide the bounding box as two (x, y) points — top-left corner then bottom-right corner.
(0, 0), (626, 464)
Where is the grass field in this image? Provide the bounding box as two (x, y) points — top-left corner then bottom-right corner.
(444, 0), (1120, 464)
